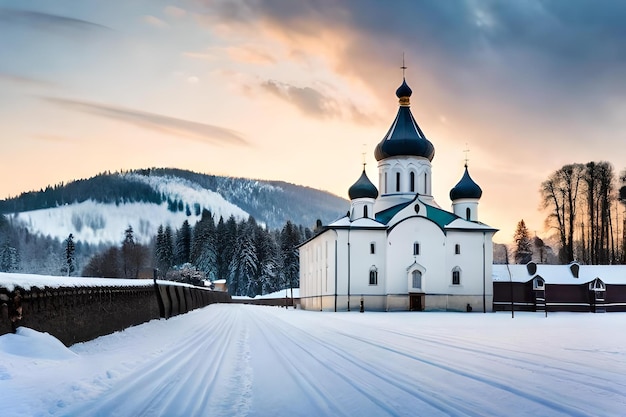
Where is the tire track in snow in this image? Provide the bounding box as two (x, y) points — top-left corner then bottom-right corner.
(62, 306), (252, 417)
(246, 307), (483, 417)
(337, 330), (592, 417)
(377, 326), (626, 398)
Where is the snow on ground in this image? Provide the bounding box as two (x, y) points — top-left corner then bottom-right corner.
(1, 305), (625, 417)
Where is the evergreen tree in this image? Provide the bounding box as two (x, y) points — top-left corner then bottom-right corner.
(191, 210), (217, 280)
(0, 241), (20, 272)
(237, 217), (259, 297)
(513, 220), (533, 264)
(64, 233), (76, 276)
(280, 221), (301, 292)
(256, 225), (279, 295)
(217, 216), (238, 286)
(155, 225), (174, 278)
(122, 226), (136, 278)
(175, 220), (192, 265)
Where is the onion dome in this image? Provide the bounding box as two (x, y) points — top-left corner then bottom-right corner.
(374, 78), (435, 162)
(348, 169), (378, 200)
(450, 165), (482, 200)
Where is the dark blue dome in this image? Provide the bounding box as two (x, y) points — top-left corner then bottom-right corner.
(396, 78), (412, 98)
(349, 170), (378, 200)
(375, 79), (435, 162)
(450, 165), (482, 200)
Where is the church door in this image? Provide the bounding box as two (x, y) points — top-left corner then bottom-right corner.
(410, 294), (424, 311)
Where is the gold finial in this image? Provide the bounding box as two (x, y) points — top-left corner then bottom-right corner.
(401, 53), (407, 78)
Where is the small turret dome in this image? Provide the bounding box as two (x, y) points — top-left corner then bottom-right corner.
(450, 165), (482, 200)
(374, 78), (435, 162)
(395, 78), (412, 99)
(349, 169), (378, 200)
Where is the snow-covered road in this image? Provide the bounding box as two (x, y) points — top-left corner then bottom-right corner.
(1, 304), (625, 416)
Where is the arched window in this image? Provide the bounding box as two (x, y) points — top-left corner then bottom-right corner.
(370, 242), (376, 254)
(364, 205), (368, 218)
(424, 173), (428, 194)
(413, 242), (420, 256)
(466, 207), (471, 220)
(396, 172), (401, 192)
(412, 270), (422, 289)
(455, 244), (461, 255)
(369, 267), (378, 285)
(452, 267), (461, 285)
(410, 172), (415, 192)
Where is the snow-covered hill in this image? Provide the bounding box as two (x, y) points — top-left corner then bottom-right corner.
(1, 169), (348, 246)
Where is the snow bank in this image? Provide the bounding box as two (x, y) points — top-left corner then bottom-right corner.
(0, 327), (77, 360)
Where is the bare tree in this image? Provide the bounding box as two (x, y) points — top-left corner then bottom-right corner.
(541, 164), (584, 263)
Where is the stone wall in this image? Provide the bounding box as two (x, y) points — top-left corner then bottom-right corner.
(0, 281), (231, 346)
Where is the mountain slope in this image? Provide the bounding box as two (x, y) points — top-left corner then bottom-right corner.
(0, 169), (348, 245)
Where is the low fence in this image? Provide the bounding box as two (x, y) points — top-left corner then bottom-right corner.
(0, 278), (231, 346)
(231, 296), (300, 308)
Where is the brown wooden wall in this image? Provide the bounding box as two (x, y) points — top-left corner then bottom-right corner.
(0, 282), (231, 346)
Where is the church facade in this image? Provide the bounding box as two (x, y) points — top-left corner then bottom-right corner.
(298, 78), (498, 312)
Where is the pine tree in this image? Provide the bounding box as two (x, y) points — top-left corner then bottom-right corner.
(155, 225), (174, 278)
(122, 226), (135, 278)
(513, 220), (533, 264)
(175, 220), (192, 266)
(280, 221), (301, 291)
(0, 241), (20, 272)
(191, 210), (217, 280)
(64, 233), (76, 276)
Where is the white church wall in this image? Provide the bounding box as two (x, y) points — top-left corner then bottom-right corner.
(345, 229), (387, 297)
(386, 217), (446, 295)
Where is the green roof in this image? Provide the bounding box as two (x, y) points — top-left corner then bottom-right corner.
(425, 204), (459, 229)
(375, 201), (412, 224)
(375, 198), (460, 229)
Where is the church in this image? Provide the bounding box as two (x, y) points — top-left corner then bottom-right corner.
(298, 77), (498, 312)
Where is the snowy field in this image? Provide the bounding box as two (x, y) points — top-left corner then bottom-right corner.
(1, 305), (625, 417)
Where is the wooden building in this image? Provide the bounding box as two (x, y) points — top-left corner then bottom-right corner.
(492, 263), (626, 313)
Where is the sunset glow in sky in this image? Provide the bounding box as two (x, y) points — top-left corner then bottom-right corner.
(2, 1), (626, 244)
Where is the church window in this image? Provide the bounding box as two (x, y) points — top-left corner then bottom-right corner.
(412, 270), (422, 289)
(410, 172), (415, 192)
(466, 207), (471, 220)
(413, 242), (420, 256)
(370, 242), (376, 254)
(396, 172), (401, 192)
(452, 268), (461, 285)
(364, 206), (368, 218)
(455, 244), (461, 255)
(424, 173), (428, 194)
(369, 267), (378, 285)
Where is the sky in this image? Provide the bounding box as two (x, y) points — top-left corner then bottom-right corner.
(1, 301), (625, 416)
(2, 1), (626, 245)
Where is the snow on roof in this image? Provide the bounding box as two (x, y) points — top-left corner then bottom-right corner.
(0, 272), (199, 292)
(492, 264), (626, 285)
(445, 218), (497, 231)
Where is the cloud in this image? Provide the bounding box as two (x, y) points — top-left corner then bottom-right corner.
(262, 80), (337, 118)
(0, 72), (55, 88)
(42, 96), (249, 147)
(31, 134), (76, 144)
(164, 6), (187, 18)
(0, 7), (112, 33)
(142, 15), (169, 29)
